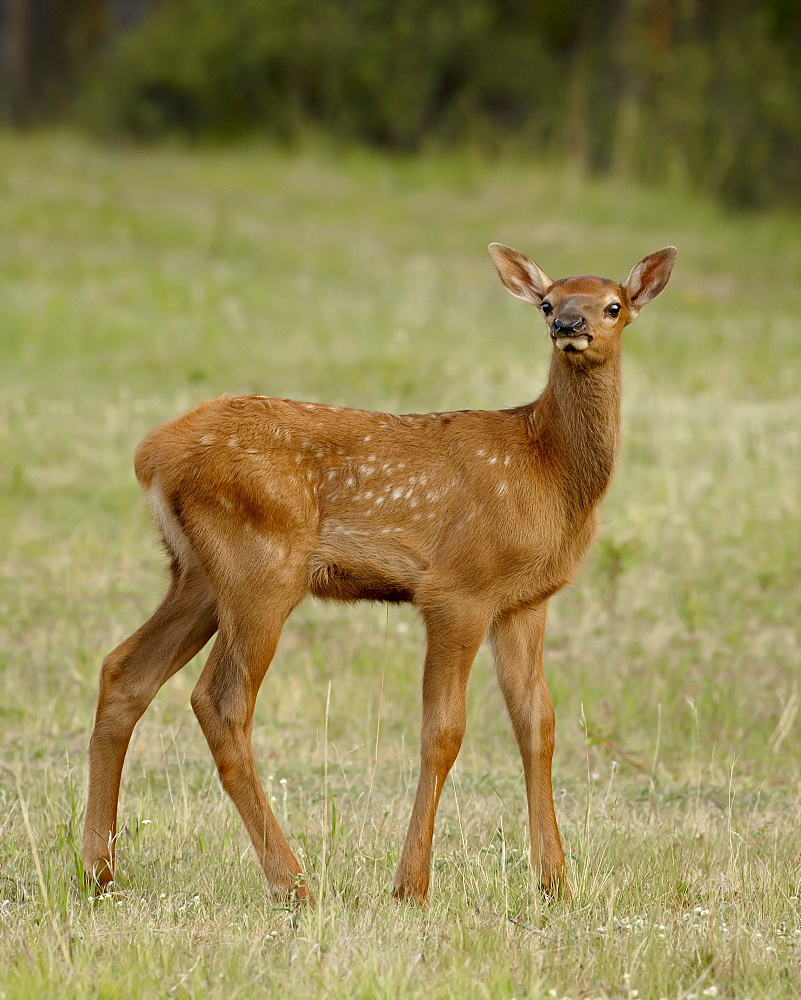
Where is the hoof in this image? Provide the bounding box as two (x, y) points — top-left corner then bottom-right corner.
(84, 857), (114, 895)
(540, 871), (571, 902)
(392, 883), (427, 906)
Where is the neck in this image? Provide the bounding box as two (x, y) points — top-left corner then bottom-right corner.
(532, 348), (622, 511)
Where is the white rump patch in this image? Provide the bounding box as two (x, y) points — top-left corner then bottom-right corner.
(147, 482), (194, 566)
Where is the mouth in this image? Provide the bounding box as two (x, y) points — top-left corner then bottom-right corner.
(554, 335), (592, 353)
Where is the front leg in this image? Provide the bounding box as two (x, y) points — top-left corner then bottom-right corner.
(490, 604), (569, 897)
(393, 604), (488, 904)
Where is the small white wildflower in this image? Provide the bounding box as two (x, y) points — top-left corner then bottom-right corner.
(701, 988), (718, 998)
(141, 819), (152, 825)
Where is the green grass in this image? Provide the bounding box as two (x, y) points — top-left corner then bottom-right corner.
(1, 131), (800, 998)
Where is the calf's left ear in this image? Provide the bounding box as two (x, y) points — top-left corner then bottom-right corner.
(624, 247), (677, 317)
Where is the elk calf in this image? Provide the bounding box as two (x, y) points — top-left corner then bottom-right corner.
(83, 244), (676, 903)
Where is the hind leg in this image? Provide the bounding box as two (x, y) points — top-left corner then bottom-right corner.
(82, 562), (218, 887)
(190, 589), (312, 900)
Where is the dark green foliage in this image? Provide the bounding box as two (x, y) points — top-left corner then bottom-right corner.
(44, 0), (801, 207)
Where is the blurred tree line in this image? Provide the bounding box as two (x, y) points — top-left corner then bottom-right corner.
(2, 0), (800, 208)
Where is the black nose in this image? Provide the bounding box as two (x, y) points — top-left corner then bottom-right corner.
(553, 314), (586, 333)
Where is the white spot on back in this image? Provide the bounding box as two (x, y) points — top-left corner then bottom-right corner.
(504, 455), (511, 466)
(488, 456), (498, 464)
(363, 435), (372, 442)
(200, 434), (215, 446)
(476, 449), (486, 457)
(497, 482), (508, 496)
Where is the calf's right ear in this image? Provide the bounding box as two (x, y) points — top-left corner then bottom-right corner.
(488, 243), (552, 307)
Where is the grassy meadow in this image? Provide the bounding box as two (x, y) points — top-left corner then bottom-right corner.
(1, 132), (800, 998)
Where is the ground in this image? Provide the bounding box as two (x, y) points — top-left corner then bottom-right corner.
(1, 132), (800, 998)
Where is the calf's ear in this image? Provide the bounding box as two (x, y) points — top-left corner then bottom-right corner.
(488, 243), (552, 307)
(624, 247), (677, 317)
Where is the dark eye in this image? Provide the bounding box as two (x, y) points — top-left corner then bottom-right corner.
(607, 302), (621, 317)
(541, 301), (552, 316)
